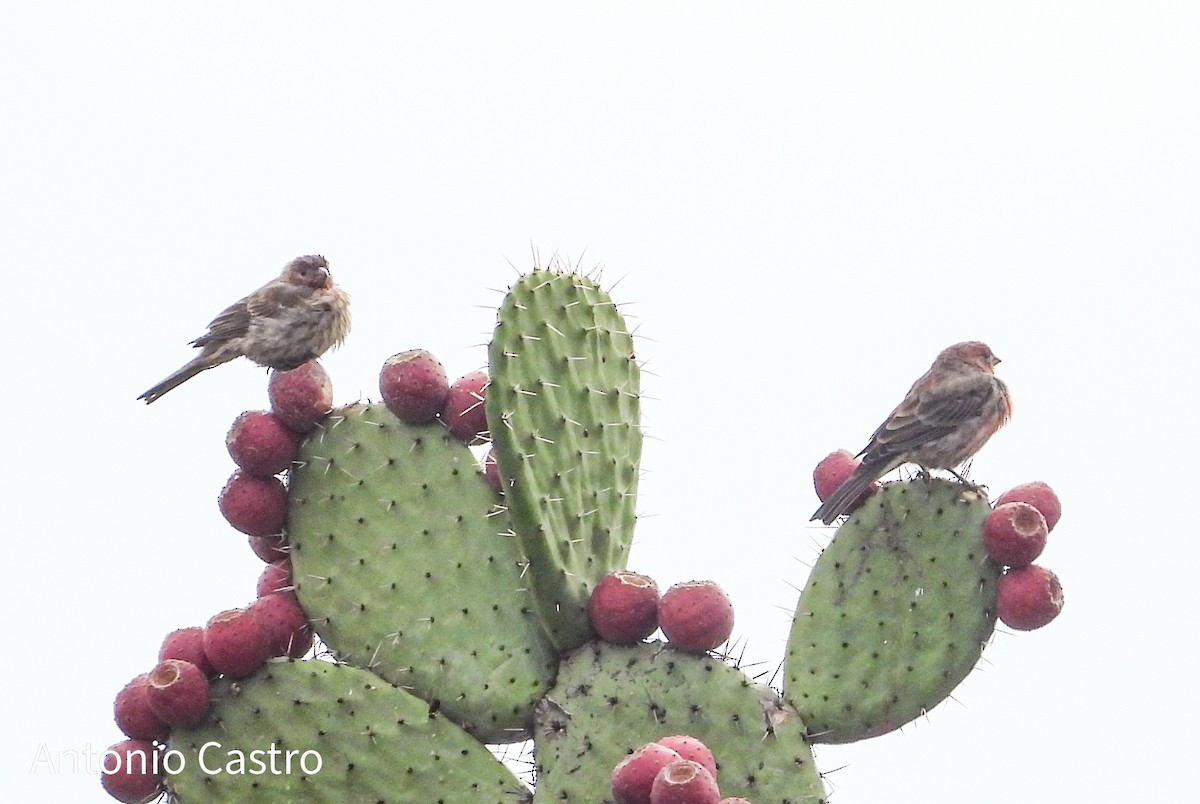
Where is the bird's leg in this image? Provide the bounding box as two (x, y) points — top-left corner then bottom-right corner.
(948, 462), (988, 494)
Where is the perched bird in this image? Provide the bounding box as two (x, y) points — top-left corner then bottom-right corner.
(138, 255), (351, 404)
(811, 341), (1012, 525)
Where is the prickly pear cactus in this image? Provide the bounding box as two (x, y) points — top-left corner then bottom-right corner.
(167, 660), (531, 802)
(785, 479), (1002, 743)
(534, 641), (825, 802)
(286, 404), (559, 742)
(111, 261), (1059, 804)
(487, 271), (642, 651)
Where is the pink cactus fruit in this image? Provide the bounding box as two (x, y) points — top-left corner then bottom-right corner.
(248, 533), (289, 563)
(159, 626), (215, 677)
(997, 564), (1065, 630)
(113, 674), (169, 742)
(256, 559), (295, 598)
(658, 581), (735, 654)
(268, 360), (333, 433)
(995, 481), (1061, 531)
(589, 570), (661, 644)
(650, 759), (721, 804)
(218, 470), (288, 537)
(441, 368), (489, 444)
(813, 449), (878, 506)
(379, 349), (450, 424)
(100, 739), (163, 804)
(655, 735), (717, 781)
(226, 410), (299, 477)
(983, 502), (1048, 568)
(248, 593), (313, 658)
(146, 659), (210, 728)
(203, 607), (271, 678)
(612, 742), (683, 804)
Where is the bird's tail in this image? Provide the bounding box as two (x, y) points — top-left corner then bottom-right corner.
(138, 356), (222, 404)
(811, 462), (886, 525)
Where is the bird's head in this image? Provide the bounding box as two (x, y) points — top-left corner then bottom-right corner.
(939, 341), (1001, 373)
(282, 254), (332, 289)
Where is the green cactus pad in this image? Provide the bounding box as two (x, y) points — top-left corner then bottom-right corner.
(487, 270), (642, 651)
(785, 478), (1002, 743)
(287, 404), (558, 743)
(164, 659), (531, 803)
(532, 641), (827, 803)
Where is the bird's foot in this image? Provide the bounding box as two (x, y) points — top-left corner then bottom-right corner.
(947, 467), (988, 495)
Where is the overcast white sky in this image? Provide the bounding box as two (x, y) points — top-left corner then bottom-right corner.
(4, 3), (1197, 802)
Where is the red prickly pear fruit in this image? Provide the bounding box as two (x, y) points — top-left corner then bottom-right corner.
(813, 449), (857, 501)
(442, 369), (489, 444)
(203, 608), (271, 678)
(379, 349), (450, 424)
(995, 481), (1062, 531)
(984, 502), (1048, 568)
(218, 470), (287, 537)
(256, 559), (294, 598)
(248, 533), (289, 563)
(146, 659), (210, 728)
(589, 570), (661, 644)
(483, 447), (502, 492)
(248, 593), (313, 658)
(651, 759), (721, 804)
(100, 739), (163, 804)
(813, 449), (877, 504)
(268, 361), (333, 433)
(658, 581), (735, 654)
(612, 742), (683, 804)
(997, 565), (1064, 631)
(159, 626), (214, 677)
(226, 410), (299, 477)
(655, 735), (717, 782)
(113, 674), (169, 742)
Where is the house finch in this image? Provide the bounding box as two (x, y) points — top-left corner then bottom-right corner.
(138, 255), (351, 404)
(811, 341), (1012, 525)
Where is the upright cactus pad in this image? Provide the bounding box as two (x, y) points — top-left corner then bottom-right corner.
(165, 660), (531, 802)
(785, 478), (1002, 743)
(487, 270), (642, 651)
(533, 641), (826, 803)
(287, 404), (559, 742)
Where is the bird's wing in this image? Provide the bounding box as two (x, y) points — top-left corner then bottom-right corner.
(866, 373), (997, 458)
(192, 298), (251, 347)
(245, 281), (311, 318)
(192, 283), (312, 347)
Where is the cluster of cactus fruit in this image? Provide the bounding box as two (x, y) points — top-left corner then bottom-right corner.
(102, 267), (1064, 803)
